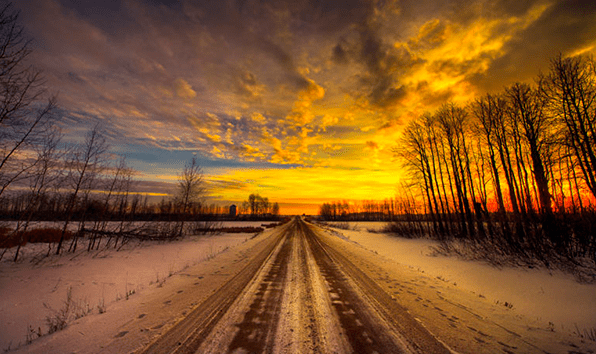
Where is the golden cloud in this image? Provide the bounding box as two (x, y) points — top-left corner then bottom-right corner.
(174, 78), (197, 99)
(250, 112), (267, 124)
(286, 78), (325, 125)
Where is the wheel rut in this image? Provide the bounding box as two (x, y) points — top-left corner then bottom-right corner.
(139, 218), (451, 354)
(226, 227), (293, 353)
(302, 221), (409, 353)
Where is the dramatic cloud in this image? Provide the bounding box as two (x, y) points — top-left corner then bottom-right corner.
(15, 0), (596, 212)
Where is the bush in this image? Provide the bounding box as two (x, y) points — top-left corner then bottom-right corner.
(25, 228), (75, 243)
(381, 221), (426, 238)
(0, 226), (10, 238)
(332, 222), (351, 230)
(0, 228), (75, 248)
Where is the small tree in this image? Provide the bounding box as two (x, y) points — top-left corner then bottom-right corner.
(56, 126), (108, 255)
(271, 202), (280, 216)
(175, 157), (204, 237)
(13, 127), (62, 261)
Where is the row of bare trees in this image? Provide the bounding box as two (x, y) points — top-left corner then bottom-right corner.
(0, 5), (218, 260)
(319, 195), (419, 221)
(0, 124), (139, 259)
(0, 134), (233, 260)
(397, 54), (596, 263)
(240, 193), (280, 218)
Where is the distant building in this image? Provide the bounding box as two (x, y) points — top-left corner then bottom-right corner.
(229, 204), (237, 217)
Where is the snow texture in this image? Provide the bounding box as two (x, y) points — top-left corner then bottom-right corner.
(1, 220), (595, 353)
(326, 222), (596, 336)
(0, 223), (261, 351)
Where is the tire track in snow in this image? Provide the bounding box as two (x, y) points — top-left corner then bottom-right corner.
(300, 219), (451, 354)
(139, 218), (452, 353)
(225, 226), (293, 352)
(138, 224), (288, 354)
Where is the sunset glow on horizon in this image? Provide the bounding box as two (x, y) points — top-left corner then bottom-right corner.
(16, 0), (596, 215)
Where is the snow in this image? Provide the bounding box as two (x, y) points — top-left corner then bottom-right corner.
(0, 225), (261, 351)
(1, 219), (595, 353)
(323, 222), (596, 337)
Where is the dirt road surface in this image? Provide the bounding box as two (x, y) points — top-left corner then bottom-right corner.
(139, 217), (448, 353)
(131, 217), (592, 354)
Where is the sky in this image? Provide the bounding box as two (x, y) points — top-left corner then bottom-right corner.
(15, 0), (596, 214)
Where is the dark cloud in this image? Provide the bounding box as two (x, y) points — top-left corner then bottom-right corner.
(360, 28), (384, 74)
(14, 0), (596, 170)
(192, 0), (373, 35)
(366, 140), (378, 149)
(297, 0), (373, 34)
(469, 0), (596, 92)
(487, 0), (543, 17)
(256, 38), (310, 90)
(355, 27), (420, 108)
(234, 70), (265, 100)
(332, 43), (348, 64)
(368, 77), (408, 108)
(204, 178), (247, 193)
(132, 179), (176, 195)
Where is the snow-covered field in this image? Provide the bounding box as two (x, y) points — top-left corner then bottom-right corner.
(323, 221), (596, 339)
(1, 219), (595, 352)
(0, 221), (273, 351)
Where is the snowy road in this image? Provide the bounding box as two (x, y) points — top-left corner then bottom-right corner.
(140, 218), (450, 354)
(9, 217), (594, 354)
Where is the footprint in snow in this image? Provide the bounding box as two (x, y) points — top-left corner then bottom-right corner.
(114, 331), (128, 338)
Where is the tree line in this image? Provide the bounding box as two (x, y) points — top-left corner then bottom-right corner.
(240, 193), (280, 219)
(319, 198), (416, 221)
(395, 53), (596, 264)
(319, 53), (596, 265)
(0, 5), (227, 260)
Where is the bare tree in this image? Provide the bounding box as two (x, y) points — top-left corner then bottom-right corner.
(0, 3), (57, 197)
(88, 156), (132, 251)
(108, 166), (135, 249)
(506, 83), (555, 216)
(55, 126), (108, 255)
(397, 117), (437, 232)
(271, 202), (280, 216)
(471, 94), (512, 236)
(540, 54), (596, 199)
(12, 127), (63, 261)
(436, 103), (475, 238)
(175, 157), (204, 237)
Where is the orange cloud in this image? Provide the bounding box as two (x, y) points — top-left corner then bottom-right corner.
(286, 78), (325, 125)
(174, 78), (197, 99)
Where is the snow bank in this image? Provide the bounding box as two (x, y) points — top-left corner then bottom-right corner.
(0, 231), (252, 350)
(327, 222), (596, 335)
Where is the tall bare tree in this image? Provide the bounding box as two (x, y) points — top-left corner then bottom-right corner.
(88, 156), (132, 251)
(0, 3), (57, 197)
(540, 54), (596, 199)
(436, 103), (475, 238)
(55, 126), (108, 254)
(506, 83), (554, 216)
(13, 127), (62, 261)
(472, 94), (511, 233)
(397, 117), (438, 233)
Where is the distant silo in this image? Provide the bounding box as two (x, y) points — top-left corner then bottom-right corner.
(229, 204), (237, 217)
